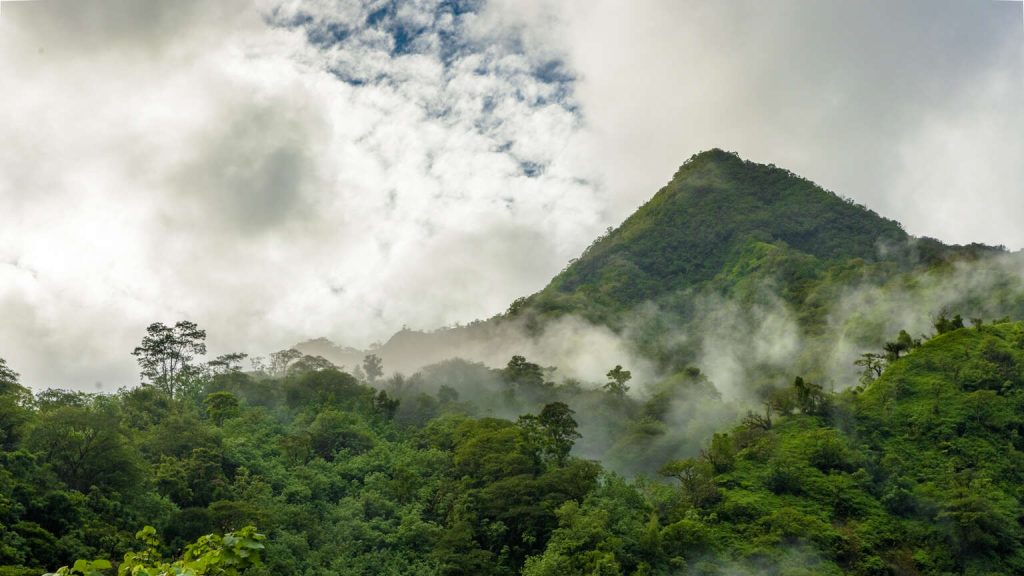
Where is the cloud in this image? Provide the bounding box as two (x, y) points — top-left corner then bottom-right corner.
(0, 0), (602, 389)
(0, 0), (1020, 390)
(537, 0), (1024, 247)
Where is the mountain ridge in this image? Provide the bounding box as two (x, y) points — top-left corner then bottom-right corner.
(300, 149), (1009, 377)
(521, 149), (913, 322)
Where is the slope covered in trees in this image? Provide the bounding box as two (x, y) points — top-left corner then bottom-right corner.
(5, 319), (1024, 575)
(526, 149), (909, 322)
(3, 152), (1024, 575)
(296, 150), (1013, 382)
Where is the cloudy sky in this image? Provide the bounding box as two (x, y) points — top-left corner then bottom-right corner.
(1, 0), (1021, 389)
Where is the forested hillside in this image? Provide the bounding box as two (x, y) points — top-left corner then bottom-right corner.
(5, 318), (1024, 575)
(3, 152), (1024, 575)
(298, 151), (1014, 382)
(525, 149), (910, 322)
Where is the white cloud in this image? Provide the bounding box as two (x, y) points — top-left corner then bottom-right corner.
(0, 0), (1020, 389)
(0, 0), (603, 389)
(540, 0), (1024, 245)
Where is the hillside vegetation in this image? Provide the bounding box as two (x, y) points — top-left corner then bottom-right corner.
(3, 151), (1024, 576)
(342, 150), (1013, 381)
(4, 320), (1024, 575)
(521, 149), (911, 323)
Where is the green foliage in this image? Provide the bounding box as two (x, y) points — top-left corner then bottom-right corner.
(202, 393), (239, 426)
(131, 321), (207, 399)
(525, 149), (909, 325)
(502, 355), (546, 390)
(26, 402), (141, 493)
(934, 312), (965, 335)
(3, 141), (1024, 576)
(603, 365), (631, 397)
(45, 525), (265, 576)
(0, 359), (31, 450)
(43, 559), (111, 576)
(518, 402), (581, 466)
(4, 319), (1024, 575)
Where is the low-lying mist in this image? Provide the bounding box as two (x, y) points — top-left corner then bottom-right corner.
(283, 247), (1024, 477)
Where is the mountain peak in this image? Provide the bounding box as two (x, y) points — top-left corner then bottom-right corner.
(523, 150), (911, 321)
(681, 147), (743, 165)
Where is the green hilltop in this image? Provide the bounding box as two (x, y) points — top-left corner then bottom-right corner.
(520, 149), (911, 324)
(512, 149), (1011, 330)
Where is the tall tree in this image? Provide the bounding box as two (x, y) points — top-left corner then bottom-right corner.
(537, 402), (581, 465)
(131, 321), (207, 398)
(0, 356), (21, 393)
(793, 376), (826, 415)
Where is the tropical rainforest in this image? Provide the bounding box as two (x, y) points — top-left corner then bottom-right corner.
(3, 150), (1024, 575)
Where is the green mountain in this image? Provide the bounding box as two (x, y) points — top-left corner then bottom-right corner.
(301, 149), (923, 372)
(5, 150), (1024, 576)
(301, 149), (1016, 386)
(513, 149), (1007, 333)
(519, 149), (906, 321)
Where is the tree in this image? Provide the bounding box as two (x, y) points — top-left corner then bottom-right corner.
(506, 296), (528, 317)
(0, 357), (31, 449)
(503, 355), (545, 389)
(27, 403), (142, 493)
(0, 356), (21, 393)
(305, 410), (375, 460)
(131, 321), (207, 397)
(287, 355), (335, 374)
(659, 458), (718, 507)
(883, 341), (907, 361)
(742, 404), (772, 431)
(604, 365), (632, 397)
(934, 313), (965, 335)
(203, 392), (240, 426)
(537, 402), (581, 465)
(362, 354), (384, 383)
(208, 353), (248, 375)
(248, 356), (267, 376)
(700, 433), (735, 473)
(897, 329), (918, 350)
(854, 352), (886, 384)
(373, 390), (399, 420)
(438, 385), (459, 404)
(793, 376), (826, 415)
(268, 349), (302, 376)
(880, 329), (919, 364)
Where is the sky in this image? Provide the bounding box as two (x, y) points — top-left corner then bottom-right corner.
(0, 0), (1021, 389)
